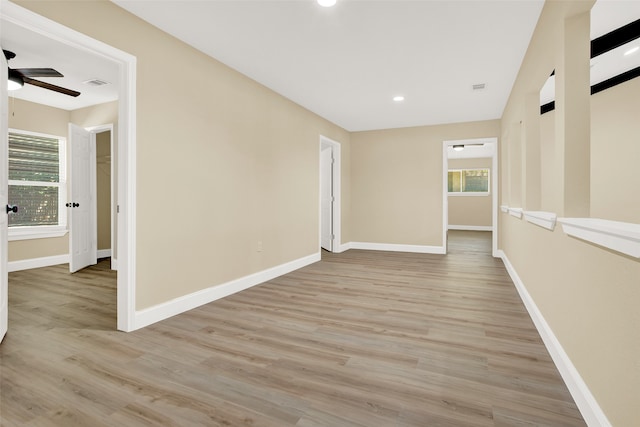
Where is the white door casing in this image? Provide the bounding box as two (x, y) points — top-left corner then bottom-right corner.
(320, 146), (333, 251)
(69, 123), (96, 273)
(1, 47), (9, 343)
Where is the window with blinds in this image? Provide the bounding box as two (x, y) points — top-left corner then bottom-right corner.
(8, 131), (66, 228)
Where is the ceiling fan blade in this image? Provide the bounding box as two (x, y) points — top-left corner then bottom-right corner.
(14, 68), (64, 78)
(23, 76), (80, 97)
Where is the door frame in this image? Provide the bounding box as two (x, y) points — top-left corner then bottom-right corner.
(442, 137), (499, 257)
(1, 37), (8, 343)
(2, 2), (138, 331)
(319, 135), (342, 253)
(87, 124), (116, 270)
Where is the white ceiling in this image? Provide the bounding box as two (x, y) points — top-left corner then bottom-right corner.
(112, 0), (545, 132)
(1, 0), (638, 131)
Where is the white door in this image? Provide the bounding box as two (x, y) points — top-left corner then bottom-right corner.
(320, 146), (333, 251)
(1, 49), (9, 342)
(69, 124), (96, 273)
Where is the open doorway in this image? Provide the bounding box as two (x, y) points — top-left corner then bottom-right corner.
(442, 137), (498, 257)
(319, 135), (342, 253)
(2, 2), (136, 332)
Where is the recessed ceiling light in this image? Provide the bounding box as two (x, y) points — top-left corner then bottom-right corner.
(393, 96), (405, 102)
(317, 0), (336, 7)
(624, 46), (639, 56)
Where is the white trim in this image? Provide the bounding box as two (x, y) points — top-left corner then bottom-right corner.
(1, 1), (137, 332)
(134, 252), (321, 330)
(558, 218), (640, 258)
(448, 225), (492, 231)
(349, 242), (446, 254)
(319, 136), (341, 253)
(498, 251), (612, 427)
(8, 226), (68, 241)
(447, 192), (490, 197)
(524, 210), (557, 231)
(8, 254), (69, 272)
(97, 249), (112, 258)
(500, 205), (509, 213)
(337, 242), (351, 253)
(442, 141), (449, 254)
(508, 207), (523, 218)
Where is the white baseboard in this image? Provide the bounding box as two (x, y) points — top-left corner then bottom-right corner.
(349, 242), (446, 254)
(448, 225), (492, 231)
(8, 254), (69, 272)
(499, 251), (611, 427)
(134, 252), (321, 330)
(337, 243), (351, 253)
(97, 249), (112, 258)
(111, 257), (118, 271)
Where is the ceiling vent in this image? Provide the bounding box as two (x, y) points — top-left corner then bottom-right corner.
(472, 83), (486, 91)
(83, 78), (110, 87)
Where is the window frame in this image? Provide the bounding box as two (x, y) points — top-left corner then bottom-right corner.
(448, 168), (491, 196)
(8, 128), (68, 241)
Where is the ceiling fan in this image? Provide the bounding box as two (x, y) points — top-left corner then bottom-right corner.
(4, 49), (80, 97)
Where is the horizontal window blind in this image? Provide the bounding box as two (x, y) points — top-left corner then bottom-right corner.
(8, 131), (64, 228)
(9, 132), (60, 183)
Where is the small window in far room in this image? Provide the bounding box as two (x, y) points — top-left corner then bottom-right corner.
(448, 168), (490, 194)
(7, 130), (68, 240)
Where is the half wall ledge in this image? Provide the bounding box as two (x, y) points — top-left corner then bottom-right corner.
(508, 207), (523, 219)
(524, 211), (557, 231)
(557, 218), (640, 258)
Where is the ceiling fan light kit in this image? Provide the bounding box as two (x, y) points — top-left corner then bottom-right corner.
(3, 49), (80, 97)
(8, 69), (23, 90)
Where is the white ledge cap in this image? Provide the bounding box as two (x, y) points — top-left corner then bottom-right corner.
(524, 211), (557, 231)
(508, 207), (523, 218)
(500, 205), (509, 213)
(557, 218), (640, 258)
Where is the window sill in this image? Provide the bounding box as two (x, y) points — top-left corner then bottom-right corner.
(8, 226), (68, 241)
(557, 218), (640, 258)
(447, 192), (491, 197)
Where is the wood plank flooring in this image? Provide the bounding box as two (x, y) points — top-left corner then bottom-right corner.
(0, 231), (586, 426)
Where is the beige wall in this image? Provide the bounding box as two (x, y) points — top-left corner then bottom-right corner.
(500, 1), (640, 425)
(350, 120), (499, 246)
(8, 98), (70, 261)
(448, 158), (492, 228)
(15, 0), (351, 310)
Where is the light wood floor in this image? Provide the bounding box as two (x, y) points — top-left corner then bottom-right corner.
(1, 231), (586, 426)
